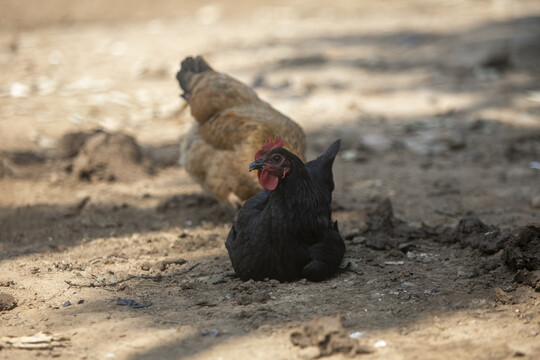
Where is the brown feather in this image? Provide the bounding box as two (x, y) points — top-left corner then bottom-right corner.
(177, 56), (306, 207)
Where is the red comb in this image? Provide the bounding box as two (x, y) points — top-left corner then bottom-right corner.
(254, 137), (285, 160)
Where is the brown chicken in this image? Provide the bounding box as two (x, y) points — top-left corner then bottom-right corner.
(176, 56), (306, 207)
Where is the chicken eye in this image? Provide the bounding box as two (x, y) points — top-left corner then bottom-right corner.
(272, 155), (281, 162)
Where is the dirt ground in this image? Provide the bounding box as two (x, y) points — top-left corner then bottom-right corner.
(1, 0), (540, 359)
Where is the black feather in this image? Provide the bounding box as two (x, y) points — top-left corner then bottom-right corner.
(305, 139), (341, 219)
(176, 56), (213, 101)
(225, 140), (345, 282)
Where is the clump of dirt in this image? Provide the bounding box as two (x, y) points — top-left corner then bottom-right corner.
(514, 269), (540, 291)
(442, 217), (508, 254)
(361, 198), (511, 255)
(56, 131), (98, 160)
(504, 224), (540, 271)
(494, 287), (517, 305)
(362, 198), (425, 250)
(505, 133), (540, 161)
(361, 198), (540, 291)
(0, 293), (16, 311)
(57, 130), (153, 182)
(290, 315), (373, 358)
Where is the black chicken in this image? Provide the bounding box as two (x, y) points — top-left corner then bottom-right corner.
(225, 138), (345, 282)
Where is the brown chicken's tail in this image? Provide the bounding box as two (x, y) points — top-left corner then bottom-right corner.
(176, 56), (213, 101)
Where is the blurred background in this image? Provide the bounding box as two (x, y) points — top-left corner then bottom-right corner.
(1, 0), (539, 152)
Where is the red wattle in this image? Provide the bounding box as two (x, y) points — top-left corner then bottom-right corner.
(258, 169), (279, 191)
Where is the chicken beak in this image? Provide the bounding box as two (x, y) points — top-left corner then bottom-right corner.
(249, 159), (264, 172)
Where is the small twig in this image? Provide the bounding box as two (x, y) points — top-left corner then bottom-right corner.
(64, 196), (91, 218)
(185, 262), (200, 272)
(64, 280), (96, 288)
(89, 257), (104, 265)
(64, 274), (154, 288)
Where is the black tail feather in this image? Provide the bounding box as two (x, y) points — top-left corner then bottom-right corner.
(304, 139), (341, 219)
(305, 139), (341, 191)
(320, 139), (341, 164)
(176, 56), (213, 101)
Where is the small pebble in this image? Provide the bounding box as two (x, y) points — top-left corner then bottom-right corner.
(458, 270), (476, 279)
(202, 329), (219, 337)
(349, 331), (364, 339)
(341, 149), (359, 162)
(384, 261), (404, 265)
(10, 82), (31, 98)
